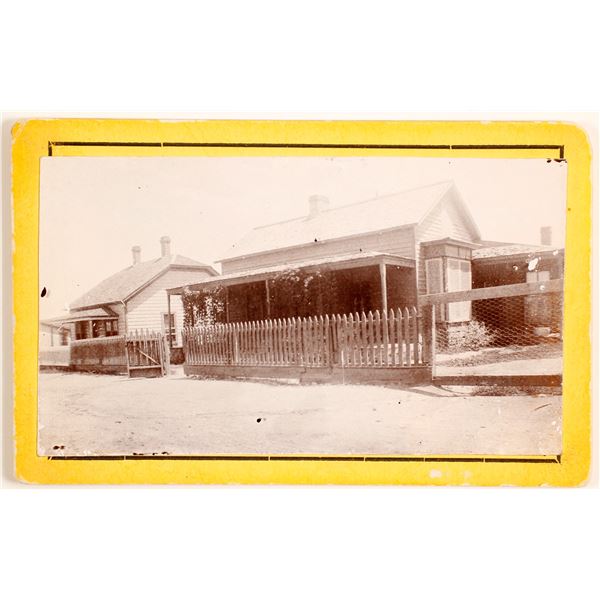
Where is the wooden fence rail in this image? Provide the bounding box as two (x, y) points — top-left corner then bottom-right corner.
(183, 307), (428, 369)
(419, 278), (564, 306)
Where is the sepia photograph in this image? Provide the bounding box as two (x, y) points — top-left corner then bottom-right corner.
(2, 6), (597, 598)
(37, 156), (566, 458)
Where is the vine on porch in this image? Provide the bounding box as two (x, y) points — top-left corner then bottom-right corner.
(269, 267), (340, 319)
(181, 285), (226, 328)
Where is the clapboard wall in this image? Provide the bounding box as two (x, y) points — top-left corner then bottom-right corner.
(124, 268), (213, 345)
(221, 226), (417, 274)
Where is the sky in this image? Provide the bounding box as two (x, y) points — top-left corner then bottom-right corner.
(39, 156), (567, 319)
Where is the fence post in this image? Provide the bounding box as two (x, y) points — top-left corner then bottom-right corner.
(411, 307), (419, 366)
(388, 310), (394, 366)
(431, 305), (437, 376)
(347, 313), (354, 366)
(288, 318), (296, 366)
(374, 310), (381, 366)
(341, 314), (349, 367)
(233, 323), (240, 365)
(366, 311), (374, 367)
(382, 309), (389, 366)
(330, 315), (338, 366)
(403, 308), (411, 365)
(162, 327), (171, 375)
(353, 312), (360, 366)
(125, 333), (131, 377)
(161, 332), (168, 376)
(310, 317), (317, 367)
(420, 305), (431, 365)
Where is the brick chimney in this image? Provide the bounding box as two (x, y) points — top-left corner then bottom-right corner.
(160, 236), (171, 257)
(308, 195), (330, 218)
(131, 245), (141, 265)
(540, 226), (552, 246)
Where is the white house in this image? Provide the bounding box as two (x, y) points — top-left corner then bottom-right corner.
(40, 237), (217, 349)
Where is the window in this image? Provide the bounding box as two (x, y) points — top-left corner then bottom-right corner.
(163, 313), (176, 344)
(425, 258), (445, 321)
(446, 259), (472, 322)
(75, 321), (87, 340)
(91, 320), (102, 338)
(59, 328), (70, 346)
(105, 319), (119, 336)
(526, 270), (550, 283)
(425, 257), (472, 323)
(425, 257), (443, 294)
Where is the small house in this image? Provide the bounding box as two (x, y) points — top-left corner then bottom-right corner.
(40, 237), (217, 351)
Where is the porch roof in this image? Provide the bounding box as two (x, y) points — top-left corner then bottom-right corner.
(472, 243), (563, 262)
(41, 306), (119, 326)
(167, 251), (415, 295)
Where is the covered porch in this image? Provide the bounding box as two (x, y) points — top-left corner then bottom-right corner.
(43, 306), (121, 343)
(166, 251), (417, 330)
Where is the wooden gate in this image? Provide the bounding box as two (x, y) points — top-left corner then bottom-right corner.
(126, 330), (168, 377)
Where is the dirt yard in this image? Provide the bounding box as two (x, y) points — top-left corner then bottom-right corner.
(435, 343), (562, 377)
(37, 370), (562, 457)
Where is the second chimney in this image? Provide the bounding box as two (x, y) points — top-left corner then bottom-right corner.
(308, 195), (330, 218)
(160, 236), (171, 257)
(540, 226), (552, 246)
(132, 245), (141, 265)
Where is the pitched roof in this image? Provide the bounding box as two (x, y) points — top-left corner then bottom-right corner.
(221, 181), (457, 262)
(70, 254), (217, 310)
(472, 243), (563, 260)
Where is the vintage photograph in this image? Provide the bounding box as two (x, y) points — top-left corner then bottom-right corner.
(38, 156), (566, 457)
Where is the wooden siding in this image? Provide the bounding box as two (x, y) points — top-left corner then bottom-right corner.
(39, 324), (58, 348)
(125, 269), (213, 345)
(415, 194), (479, 294)
(221, 227), (416, 275)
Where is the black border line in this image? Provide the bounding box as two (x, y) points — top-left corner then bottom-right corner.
(43, 138), (565, 465)
(48, 455), (561, 463)
(48, 141), (565, 159)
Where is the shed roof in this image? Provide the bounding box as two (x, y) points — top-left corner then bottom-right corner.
(221, 180), (458, 262)
(70, 254), (218, 310)
(472, 243), (563, 260)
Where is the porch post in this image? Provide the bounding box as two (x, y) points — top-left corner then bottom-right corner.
(265, 279), (271, 318)
(379, 261), (388, 314)
(430, 304), (437, 377)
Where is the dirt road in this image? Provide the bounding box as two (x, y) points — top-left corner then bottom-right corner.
(37, 371), (562, 457)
